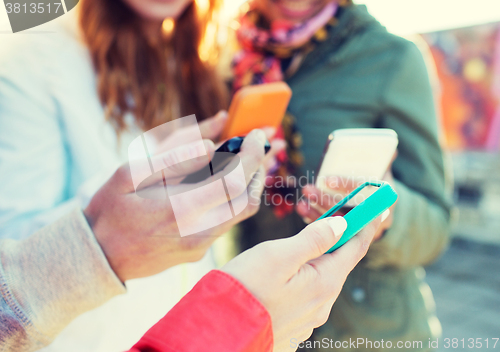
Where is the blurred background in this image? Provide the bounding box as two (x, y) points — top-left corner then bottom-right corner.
(1, 0), (499, 349)
(349, 2), (500, 347)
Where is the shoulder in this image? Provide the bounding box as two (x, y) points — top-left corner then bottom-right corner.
(296, 5), (425, 88)
(0, 13), (90, 89)
(0, 13), (97, 124)
(344, 26), (422, 71)
(364, 30), (426, 71)
(335, 20), (430, 98)
(321, 5), (423, 70)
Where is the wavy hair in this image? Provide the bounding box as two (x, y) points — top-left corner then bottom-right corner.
(79, 0), (228, 132)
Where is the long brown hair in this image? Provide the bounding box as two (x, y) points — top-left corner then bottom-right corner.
(79, 0), (228, 132)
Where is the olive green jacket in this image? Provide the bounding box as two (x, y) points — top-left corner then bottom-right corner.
(240, 4), (452, 351)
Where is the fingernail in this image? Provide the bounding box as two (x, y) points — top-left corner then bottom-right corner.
(381, 209), (391, 222)
(217, 111), (228, 120)
(328, 216), (347, 238)
(254, 129), (267, 144)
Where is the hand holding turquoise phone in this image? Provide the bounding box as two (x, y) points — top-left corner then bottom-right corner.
(315, 182), (398, 253)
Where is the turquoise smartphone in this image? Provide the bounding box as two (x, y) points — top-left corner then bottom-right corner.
(315, 181), (398, 253)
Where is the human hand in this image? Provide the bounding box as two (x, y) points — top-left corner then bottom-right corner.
(154, 111), (285, 172)
(222, 216), (381, 352)
(260, 127), (287, 173)
(154, 110), (229, 155)
(84, 129), (268, 282)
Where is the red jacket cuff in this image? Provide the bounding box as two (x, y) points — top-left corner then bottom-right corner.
(129, 270), (273, 352)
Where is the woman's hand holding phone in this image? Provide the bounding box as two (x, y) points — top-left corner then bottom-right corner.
(153, 110), (229, 155)
(85, 129), (268, 282)
(222, 216), (381, 352)
(154, 110), (286, 175)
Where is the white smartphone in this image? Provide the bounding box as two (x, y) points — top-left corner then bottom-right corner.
(315, 128), (399, 206)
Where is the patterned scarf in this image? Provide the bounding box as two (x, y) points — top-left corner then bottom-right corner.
(232, 1), (342, 218)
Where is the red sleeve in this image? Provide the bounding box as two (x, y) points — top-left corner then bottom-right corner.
(128, 270), (273, 352)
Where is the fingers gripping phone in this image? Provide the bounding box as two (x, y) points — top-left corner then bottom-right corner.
(316, 182), (398, 253)
(221, 82), (292, 140)
(316, 129), (399, 206)
(181, 137), (271, 184)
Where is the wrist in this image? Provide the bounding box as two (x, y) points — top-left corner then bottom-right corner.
(83, 206), (127, 283)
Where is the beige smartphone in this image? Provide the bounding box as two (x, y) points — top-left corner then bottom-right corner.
(316, 128), (399, 206)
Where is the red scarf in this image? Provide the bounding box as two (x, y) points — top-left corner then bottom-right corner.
(233, 2), (338, 89)
(232, 2), (339, 218)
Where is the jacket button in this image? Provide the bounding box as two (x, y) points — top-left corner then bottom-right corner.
(351, 287), (366, 303)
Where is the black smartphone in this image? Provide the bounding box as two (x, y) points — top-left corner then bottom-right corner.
(181, 136), (271, 184)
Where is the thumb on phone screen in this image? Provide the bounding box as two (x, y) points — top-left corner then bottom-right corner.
(222, 215), (380, 351)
